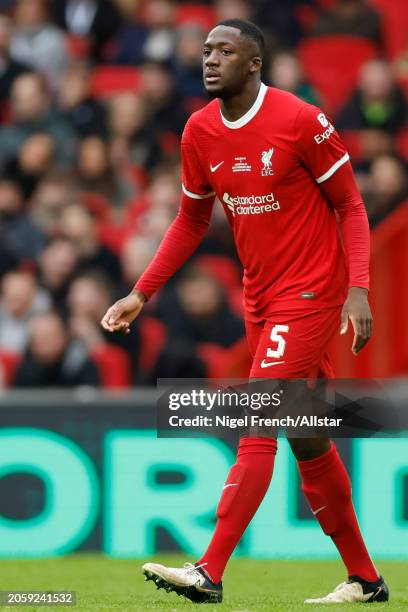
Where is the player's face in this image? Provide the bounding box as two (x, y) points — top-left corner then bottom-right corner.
(202, 26), (261, 98)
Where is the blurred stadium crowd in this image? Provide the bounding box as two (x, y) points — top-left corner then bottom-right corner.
(0, 0), (407, 388)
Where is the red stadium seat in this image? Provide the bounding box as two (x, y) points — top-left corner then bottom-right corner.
(91, 345), (132, 388)
(196, 255), (244, 316)
(298, 35), (378, 114)
(82, 192), (110, 222)
(196, 255), (241, 291)
(396, 126), (408, 162)
(197, 343), (227, 378)
(90, 66), (142, 99)
(138, 316), (167, 374)
(369, 0), (408, 59)
(198, 338), (251, 378)
(174, 4), (217, 30)
(65, 33), (91, 59)
(0, 351), (22, 387)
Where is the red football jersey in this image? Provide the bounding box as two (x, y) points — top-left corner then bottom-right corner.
(181, 83), (351, 322)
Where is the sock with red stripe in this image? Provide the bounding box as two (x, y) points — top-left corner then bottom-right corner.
(297, 443), (378, 582)
(198, 436), (277, 584)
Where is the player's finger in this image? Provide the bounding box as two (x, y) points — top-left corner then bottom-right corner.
(101, 305), (123, 331)
(360, 316), (372, 341)
(101, 310), (115, 331)
(352, 334), (369, 355)
(368, 316), (373, 339)
(340, 307), (348, 335)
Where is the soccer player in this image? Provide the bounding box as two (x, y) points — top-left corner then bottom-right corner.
(101, 20), (389, 605)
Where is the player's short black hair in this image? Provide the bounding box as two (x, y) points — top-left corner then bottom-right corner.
(216, 19), (265, 58)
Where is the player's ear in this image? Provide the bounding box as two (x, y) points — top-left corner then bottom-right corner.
(249, 56), (262, 74)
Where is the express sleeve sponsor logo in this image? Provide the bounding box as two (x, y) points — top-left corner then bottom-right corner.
(314, 122), (335, 144)
(317, 112), (329, 127)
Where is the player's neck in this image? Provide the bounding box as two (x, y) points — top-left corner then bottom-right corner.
(219, 79), (262, 122)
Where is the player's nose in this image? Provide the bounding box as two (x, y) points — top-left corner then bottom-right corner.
(204, 50), (219, 66)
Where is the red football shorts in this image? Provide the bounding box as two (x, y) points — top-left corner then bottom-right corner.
(246, 307), (341, 379)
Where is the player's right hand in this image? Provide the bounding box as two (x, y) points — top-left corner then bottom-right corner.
(101, 289), (146, 334)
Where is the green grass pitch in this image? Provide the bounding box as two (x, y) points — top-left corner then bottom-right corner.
(0, 555), (407, 611)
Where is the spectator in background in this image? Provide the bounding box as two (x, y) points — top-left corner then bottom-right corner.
(0, 179), (45, 261)
(75, 136), (133, 208)
(140, 60), (187, 136)
(138, 0), (176, 63)
(215, 0), (252, 23)
(0, 73), (75, 168)
(11, 0), (68, 89)
(363, 155), (408, 226)
(120, 235), (157, 289)
(172, 24), (206, 100)
(108, 92), (161, 172)
(30, 168), (79, 237)
(0, 270), (50, 352)
(38, 237), (80, 311)
(5, 132), (56, 198)
(59, 203), (121, 281)
(0, 12), (30, 113)
(312, 0), (382, 47)
(58, 61), (106, 138)
(157, 265), (244, 348)
(53, 0), (122, 61)
(109, 0), (149, 65)
(13, 311), (100, 387)
(337, 59), (408, 135)
(268, 50), (320, 105)
(251, 0), (305, 49)
(67, 271), (140, 365)
(151, 265), (244, 380)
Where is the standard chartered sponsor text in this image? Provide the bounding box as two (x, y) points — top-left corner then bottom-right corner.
(222, 191), (281, 215)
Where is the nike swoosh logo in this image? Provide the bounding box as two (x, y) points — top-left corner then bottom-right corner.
(222, 483), (238, 490)
(371, 587), (383, 601)
(260, 360), (285, 368)
(210, 161), (224, 173)
(312, 505), (327, 516)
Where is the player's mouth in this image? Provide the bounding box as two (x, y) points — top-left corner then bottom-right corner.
(205, 72), (221, 84)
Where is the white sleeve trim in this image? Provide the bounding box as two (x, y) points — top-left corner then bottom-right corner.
(315, 153), (350, 184)
(182, 184), (215, 199)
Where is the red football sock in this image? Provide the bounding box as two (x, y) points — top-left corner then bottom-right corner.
(198, 436), (277, 584)
(297, 443), (378, 582)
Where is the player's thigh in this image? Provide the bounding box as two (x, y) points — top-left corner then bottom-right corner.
(250, 307), (341, 378)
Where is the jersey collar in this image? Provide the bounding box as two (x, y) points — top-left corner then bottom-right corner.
(219, 82), (268, 130)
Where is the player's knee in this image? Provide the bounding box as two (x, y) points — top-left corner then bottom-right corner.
(289, 438), (330, 461)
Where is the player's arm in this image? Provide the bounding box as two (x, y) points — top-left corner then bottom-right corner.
(294, 105), (372, 355)
(318, 162), (372, 355)
(101, 120), (215, 334)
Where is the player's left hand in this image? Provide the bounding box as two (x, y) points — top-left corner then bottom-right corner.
(340, 286), (373, 355)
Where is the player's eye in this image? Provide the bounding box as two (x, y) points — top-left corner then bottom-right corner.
(221, 49), (232, 55)
(203, 49), (211, 56)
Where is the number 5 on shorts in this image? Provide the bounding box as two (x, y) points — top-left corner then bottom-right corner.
(267, 325), (289, 358)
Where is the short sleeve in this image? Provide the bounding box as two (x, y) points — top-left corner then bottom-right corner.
(294, 104), (350, 184)
(181, 120), (215, 200)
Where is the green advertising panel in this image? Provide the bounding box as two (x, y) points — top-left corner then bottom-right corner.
(0, 394), (406, 558)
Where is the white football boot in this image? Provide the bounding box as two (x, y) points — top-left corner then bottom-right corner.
(142, 561), (222, 603)
(305, 575), (389, 604)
